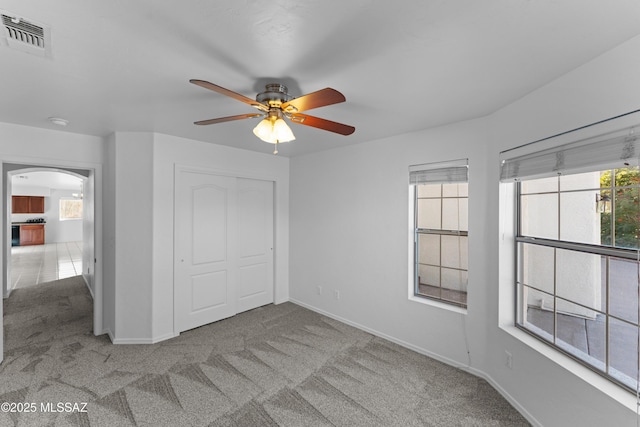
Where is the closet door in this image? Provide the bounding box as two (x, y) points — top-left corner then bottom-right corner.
(236, 178), (274, 313)
(175, 170), (274, 333)
(175, 171), (237, 333)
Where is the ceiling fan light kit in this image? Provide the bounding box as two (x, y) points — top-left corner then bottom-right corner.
(190, 79), (355, 154)
(253, 109), (295, 141)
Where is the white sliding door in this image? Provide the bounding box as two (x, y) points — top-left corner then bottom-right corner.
(175, 171), (237, 332)
(175, 169), (274, 333)
(237, 178), (274, 313)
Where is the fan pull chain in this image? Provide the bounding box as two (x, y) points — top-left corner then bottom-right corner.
(274, 140), (279, 155)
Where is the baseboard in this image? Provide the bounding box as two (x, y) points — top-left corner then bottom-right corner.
(82, 275), (94, 299)
(289, 298), (542, 427)
(104, 328), (115, 343)
(110, 332), (178, 345)
(469, 367), (542, 427)
(151, 332), (179, 343)
(3, 282), (15, 299)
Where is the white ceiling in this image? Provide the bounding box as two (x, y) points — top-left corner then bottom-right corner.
(1, 1), (639, 157)
(12, 171), (82, 191)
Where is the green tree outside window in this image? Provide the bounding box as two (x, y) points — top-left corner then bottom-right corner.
(600, 168), (640, 249)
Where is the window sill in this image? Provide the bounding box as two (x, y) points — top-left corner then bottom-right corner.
(409, 294), (467, 315)
(499, 322), (637, 412)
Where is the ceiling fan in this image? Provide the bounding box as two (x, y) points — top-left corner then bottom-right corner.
(190, 79), (355, 154)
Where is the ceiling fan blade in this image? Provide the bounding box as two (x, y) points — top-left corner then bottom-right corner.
(194, 113), (263, 126)
(289, 113), (355, 136)
(281, 88), (346, 113)
(190, 79), (268, 111)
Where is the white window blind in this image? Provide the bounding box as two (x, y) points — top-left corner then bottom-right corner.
(500, 127), (638, 182)
(409, 158), (468, 184)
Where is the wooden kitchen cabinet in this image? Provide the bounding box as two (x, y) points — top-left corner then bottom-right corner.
(12, 196), (45, 214)
(29, 196), (45, 213)
(12, 196), (30, 213)
(20, 224), (45, 246)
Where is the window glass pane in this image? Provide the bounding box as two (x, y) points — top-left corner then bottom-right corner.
(59, 199), (83, 220)
(520, 193), (558, 239)
(614, 166), (640, 187)
(609, 318), (639, 390)
(519, 243), (554, 294)
(460, 235), (469, 270)
(418, 233), (440, 266)
(458, 198), (468, 232)
(612, 186), (639, 250)
(441, 235), (467, 269)
(556, 249), (604, 313)
(609, 258), (639, 324)
(417, 199), (441, 229)
(521, 285), (554, 342)
(556, 299), (605, 372)
(417, 183), (441, 198)
(458, 182), (468, 197)
(418, 264), (439, 287)
(559, 190), (600, 244)
(599, 189), (612, 245)
(560, 171), (601, 191)
(418, 282), (441, 299)
(520, 176), (557, 194)
(441, 268), (467, 292)
(442, 198), (460, 230)
(442, 183), (459, 197)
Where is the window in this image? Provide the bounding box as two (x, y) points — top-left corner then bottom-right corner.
(502, 126), (640, 393)
(59, 198), (82, 220)
(410, 159), (468, 308)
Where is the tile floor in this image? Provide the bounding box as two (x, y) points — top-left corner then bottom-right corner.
(10, 241), (82, 289)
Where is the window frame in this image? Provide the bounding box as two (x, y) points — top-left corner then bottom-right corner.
(514, 169), (640, 394)
(409, 159), (469, 310)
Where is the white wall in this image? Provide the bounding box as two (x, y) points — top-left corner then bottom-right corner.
(290, 118), (488, 366)
(102, 131), (290, 343)
(43, 190), (83, 243)
(289, 34), (640, 426)
(102, 133), (116, 338)
(103, 132), (154, 342)
(11, 185), (50, 197)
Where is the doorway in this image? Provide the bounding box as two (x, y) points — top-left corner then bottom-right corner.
(9, 170), (84, 289)
(2, 162), (100, 364)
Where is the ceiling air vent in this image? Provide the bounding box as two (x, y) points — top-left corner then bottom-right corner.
(1, 12), (51, 57)
(2, 15), (44, 48)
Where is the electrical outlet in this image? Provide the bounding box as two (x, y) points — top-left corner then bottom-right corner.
(334, 290), (340, 300)
(505, 351), (513, 369)
(317, 285), (322, 296)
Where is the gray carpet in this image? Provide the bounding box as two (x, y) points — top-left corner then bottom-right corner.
(1, 276), (529, 426)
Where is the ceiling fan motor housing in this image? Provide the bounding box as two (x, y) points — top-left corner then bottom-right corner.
(256, 84), (293, 108)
